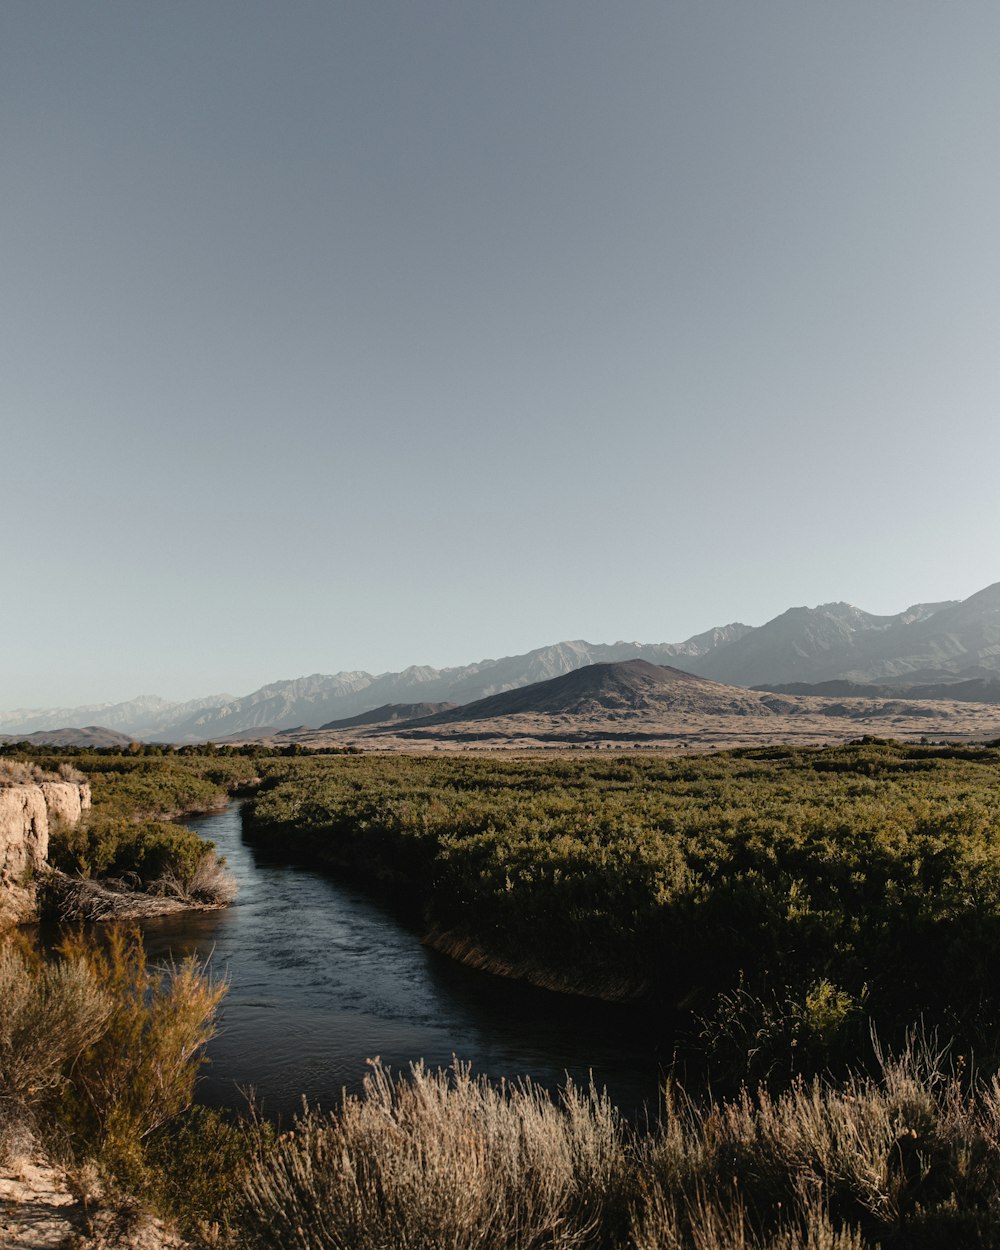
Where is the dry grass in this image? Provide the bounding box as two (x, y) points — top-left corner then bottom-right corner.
(43, 851), (237, 923)
(0, 758), (84, 785)
(0, 941), (111, 1161)
(239, 1059), (628, 1250)
(0, 759), (49, 785)
(234, 1038), (1000, 1250)
(160, 851), (238, 906)
(267, 698), (1000, 753)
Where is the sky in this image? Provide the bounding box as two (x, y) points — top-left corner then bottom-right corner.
(4, 2), (1000, 707)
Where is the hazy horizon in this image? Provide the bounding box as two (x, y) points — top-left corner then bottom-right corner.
(2, 579), (996, 712)
(5, 3), (1000, 706)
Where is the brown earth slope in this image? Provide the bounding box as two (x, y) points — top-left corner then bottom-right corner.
(412, 660), (776, 722)
(320, 702), (459, 729)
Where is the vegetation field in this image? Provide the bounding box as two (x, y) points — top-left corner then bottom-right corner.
(12, 930), (1000, 1248)
(8, 739), (1000, 1246)
(244, 740), (1000, 1077)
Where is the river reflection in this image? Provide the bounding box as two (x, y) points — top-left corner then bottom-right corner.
(138, 803), (666, 1122)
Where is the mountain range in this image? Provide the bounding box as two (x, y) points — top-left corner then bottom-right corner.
(280, 660), (1000, 752)
(2, 582), (998, 741)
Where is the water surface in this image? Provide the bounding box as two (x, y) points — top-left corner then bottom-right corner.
(139, 803), (665, 1121)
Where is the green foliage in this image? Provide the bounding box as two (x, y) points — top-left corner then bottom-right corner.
(244, 742), (1000, 1062)
(0, 926), (237, 1236)
(145, 1103), (272, 1237)
(696, 978), (867, 1085)
(49, 814), (211, 887)
(53, 927), (226, 1185)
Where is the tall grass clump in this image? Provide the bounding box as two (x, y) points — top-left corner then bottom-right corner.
(239, 1059), (629, 1250)
(630, 1034), (1000, 1249)
(234, 1041), (1000, 1250)
(0, 758), (56, 784)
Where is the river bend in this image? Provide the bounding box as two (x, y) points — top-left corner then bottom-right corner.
(138, 803), (663, 1121)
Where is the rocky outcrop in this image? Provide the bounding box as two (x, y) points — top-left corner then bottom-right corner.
(0, 781), (91, 926)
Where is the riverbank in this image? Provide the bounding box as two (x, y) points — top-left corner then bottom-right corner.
(422, 924), (650, 1001)
(42, 867), (235, 922)
(13, 751), (263, 923)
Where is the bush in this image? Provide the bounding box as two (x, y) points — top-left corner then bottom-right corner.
(49, 815), (213, 888)
(0, 927), (227, 1219)
(631, 1034), (1000, 1249)
(238, 1059), (628, 1250)
(145, 1103), (271, 1237)
(0, 939), (110, 1159)
(54, 927), (225, 1178)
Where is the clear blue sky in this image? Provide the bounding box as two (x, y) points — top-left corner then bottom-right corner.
(4, 2), (999, 707)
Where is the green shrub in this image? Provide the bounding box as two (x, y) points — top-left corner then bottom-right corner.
(49, 815), (212, 886)
(145, 1103), (271, 1238)
(54, 927), (225, 1179)
(41, 750), (248, 899)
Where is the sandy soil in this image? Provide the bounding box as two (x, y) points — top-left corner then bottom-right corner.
(257, 696), (1000, 754)
(0, 1154), (186, 1250)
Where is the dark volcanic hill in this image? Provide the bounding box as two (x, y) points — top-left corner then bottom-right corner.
(321, 702), (458, 729)
(414, 661), (778, 724)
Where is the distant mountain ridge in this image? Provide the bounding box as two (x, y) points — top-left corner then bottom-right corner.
(694, 587), (1000, 688)
(0, 693), (232, 739)
(3, 581), (998, 741)
(0, 726), (136, 749)
(141, 631), (753, 741)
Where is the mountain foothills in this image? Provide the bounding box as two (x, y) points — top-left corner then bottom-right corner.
(3, 582), (1000, 741)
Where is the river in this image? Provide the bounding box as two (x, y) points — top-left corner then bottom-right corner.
(136, 803), (667, 1122)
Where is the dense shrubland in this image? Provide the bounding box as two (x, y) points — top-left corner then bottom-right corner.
(245, 741), (1000, 1073)
(7, 740), (1000, 1245)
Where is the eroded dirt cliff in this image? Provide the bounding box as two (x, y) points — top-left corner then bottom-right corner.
(0, 780), (91, 925)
